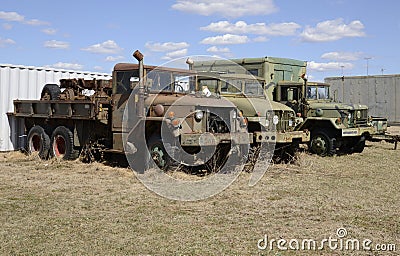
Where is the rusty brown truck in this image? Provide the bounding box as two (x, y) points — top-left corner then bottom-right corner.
(12, 50), (250, 172)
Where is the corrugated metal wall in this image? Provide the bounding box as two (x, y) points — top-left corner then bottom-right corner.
(0, 64), (111, 151)
(325, 75), (400, 124)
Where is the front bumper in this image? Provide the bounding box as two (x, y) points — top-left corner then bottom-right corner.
(253, 130), (310, 143)
(341, 126), (375, 137)
(180, 132), (251, 147)
(276, 130), (310, 143)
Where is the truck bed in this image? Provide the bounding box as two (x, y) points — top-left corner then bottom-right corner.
(13, 100), (106, 120)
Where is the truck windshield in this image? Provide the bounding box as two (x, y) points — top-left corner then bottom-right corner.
(198, 78), (264, 96)
(306, 86), (330, 100)
(115, 70), (192, 94)
(147, 70), (191, 93)
(221, 79), (242, 94)
(198, 79), (218, 96)
(244, 81), (264, 96)
(317, 86), (329, 99)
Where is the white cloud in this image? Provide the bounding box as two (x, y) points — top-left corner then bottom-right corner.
(105, 55), (125, 62)
(206, 46), (230, 53)
(161, 49), (188, 60)
(0, 11), (49, 26)
(308, 61), (353, 72)
(0, 37), (16, 47)
(24, 19), (50, 26)
(81, 40), (123, 54)
(0, 11), (24, 22)
(42, 28), (57, 35)
(200, 34), (249, 45)
(300, 18), (366, 42)
(145, 41), (189, 52)
(172, 0), (278, 18)
(321, 51), (363, 61)
(201, 21), (300, 36)
(51, 62), (84, 70)
(44, 40), (69, 49)
(252, 36), (269, 42)
(2, 23), (13, 30)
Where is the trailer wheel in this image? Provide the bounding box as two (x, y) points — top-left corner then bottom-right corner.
(41, 84), (61, 100)
(50, 126), (78, 160)
(27, 125), (50, 159)
(310, 132), (335, 156)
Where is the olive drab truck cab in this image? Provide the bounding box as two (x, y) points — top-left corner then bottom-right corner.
(12, 50), (250, 172)
(191, 60), (310, 161)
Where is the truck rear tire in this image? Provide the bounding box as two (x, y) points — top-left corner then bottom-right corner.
(50, 126), (78, 160)
(353, 136), (366, 153)
(310, 131), (336, 156)
(41, 84), (61, 100)
(27, 125), (50, 159)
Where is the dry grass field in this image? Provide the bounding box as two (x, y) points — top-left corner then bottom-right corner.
(0, 140), (399, 255)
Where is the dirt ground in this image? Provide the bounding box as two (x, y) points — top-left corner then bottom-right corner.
(0, 141), (399, 255)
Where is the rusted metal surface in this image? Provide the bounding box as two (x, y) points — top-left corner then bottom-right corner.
(13, 100), (102, 120)
(114, 63), (197, 75)
(1, 64), (111, 151)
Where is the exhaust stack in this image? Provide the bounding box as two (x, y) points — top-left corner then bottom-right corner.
(133, 50), (145, 118)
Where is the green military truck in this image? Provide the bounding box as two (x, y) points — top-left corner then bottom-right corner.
(12, 50), (250, 172)
(190, 60), (310, 161)
(274, 80), (375, 156)
(194, 57), (375, 156)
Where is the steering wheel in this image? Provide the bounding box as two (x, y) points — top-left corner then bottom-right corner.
(175, 83), (184, 92)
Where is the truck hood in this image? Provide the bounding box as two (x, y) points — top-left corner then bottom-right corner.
(223, 96), (294, 117)
(309, 101), (369, 111)
(145, 94), (235, 108)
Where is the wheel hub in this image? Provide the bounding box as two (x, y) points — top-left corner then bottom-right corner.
(151, 146), (166, 168)
(312, 136), (327, 155)
(54, 135), (66, 157)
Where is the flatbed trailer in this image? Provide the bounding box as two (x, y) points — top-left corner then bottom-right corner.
(370, 133), (400, 150)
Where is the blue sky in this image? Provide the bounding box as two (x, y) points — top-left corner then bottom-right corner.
(1, 0), (399, 81)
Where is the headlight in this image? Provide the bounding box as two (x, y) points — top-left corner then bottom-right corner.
(357, 111), (361, 119)
(232, 110), (237, 119)
(265, 119), (270, 127)
(273, 115), (279, 125)
(289, 119), (293, 127)
(348, 113), (352, 120)
(195, 110), (204, 121)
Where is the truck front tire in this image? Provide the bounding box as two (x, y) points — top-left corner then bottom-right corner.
(147, 136), (171, 170)
(27, 125), (50, 159)
(352, 136), (366, 153)
(310, 131), (336, 156)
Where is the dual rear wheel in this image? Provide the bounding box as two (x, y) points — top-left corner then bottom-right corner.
(27, 125), (78, 160)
